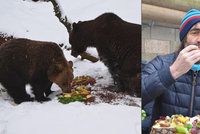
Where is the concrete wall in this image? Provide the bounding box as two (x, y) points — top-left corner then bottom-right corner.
(142, 23), (180, 61)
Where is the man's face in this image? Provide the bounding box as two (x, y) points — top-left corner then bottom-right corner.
(185, 22), (200, 48)
(185, 22), (200, 63)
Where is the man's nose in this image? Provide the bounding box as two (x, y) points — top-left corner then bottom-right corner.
(197, 36), (200, 43)
(196, 32), (200, 43)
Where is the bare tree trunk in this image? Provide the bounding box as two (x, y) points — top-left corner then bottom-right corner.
(49, 0), (99, 63)
(50, 0), (72, 33)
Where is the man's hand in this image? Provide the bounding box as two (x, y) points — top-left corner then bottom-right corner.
(170, 45), (200, 79)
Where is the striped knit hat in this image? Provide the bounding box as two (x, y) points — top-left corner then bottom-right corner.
(180, 9), (200, 41)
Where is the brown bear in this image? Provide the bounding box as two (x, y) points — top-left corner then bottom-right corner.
(69, 13), (141, 97)
(0, 38), (74, 104)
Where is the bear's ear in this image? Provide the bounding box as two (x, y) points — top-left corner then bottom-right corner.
(68, 61), (73, 68)
(77, 21), (82, 24)
(72, 22), (78, 32)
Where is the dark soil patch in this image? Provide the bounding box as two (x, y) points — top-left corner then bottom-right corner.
(89, 84), (140, 107)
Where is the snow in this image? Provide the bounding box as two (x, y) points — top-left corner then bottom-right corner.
(0, 101), (141, 134)
(0, 0), (141, 134)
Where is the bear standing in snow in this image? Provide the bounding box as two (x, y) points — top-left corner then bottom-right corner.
(0, 38), (74, 104)
(69, 13), (141, 96)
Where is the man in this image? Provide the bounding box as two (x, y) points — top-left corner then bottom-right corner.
(142, 9), (200, 132)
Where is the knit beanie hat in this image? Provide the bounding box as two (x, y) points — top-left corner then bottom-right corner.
(180, 9), (200, 41)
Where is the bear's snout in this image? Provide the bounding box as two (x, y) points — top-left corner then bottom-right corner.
(59, 83), (71, 93)
(71, 50), (79, 57)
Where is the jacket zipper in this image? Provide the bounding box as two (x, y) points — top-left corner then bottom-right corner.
(189, 71), (198, 116)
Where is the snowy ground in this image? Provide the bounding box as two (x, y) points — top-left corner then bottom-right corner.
(0, 0), (141, 134)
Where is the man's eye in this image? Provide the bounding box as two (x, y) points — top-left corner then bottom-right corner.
(189, 30), (200, 35)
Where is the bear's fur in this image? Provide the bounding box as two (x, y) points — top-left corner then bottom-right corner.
(0, 38), (74, 104)
(69, 13), (141, 96)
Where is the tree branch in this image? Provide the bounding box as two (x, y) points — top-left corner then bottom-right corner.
(80, 52), (99, 63)
(66, 48), (99, 63)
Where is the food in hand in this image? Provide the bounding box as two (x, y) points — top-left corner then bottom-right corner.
(142, 110), (147, 121)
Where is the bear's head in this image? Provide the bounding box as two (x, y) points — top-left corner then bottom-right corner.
(47, 60), (74, 92)
(69, 22), (88, 57)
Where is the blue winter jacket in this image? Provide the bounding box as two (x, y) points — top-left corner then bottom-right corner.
(142, 52), (200, 121)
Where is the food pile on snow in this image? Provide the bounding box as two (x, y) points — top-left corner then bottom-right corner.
(71, 76), (96, 87)
(58, 76), (96, 104)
